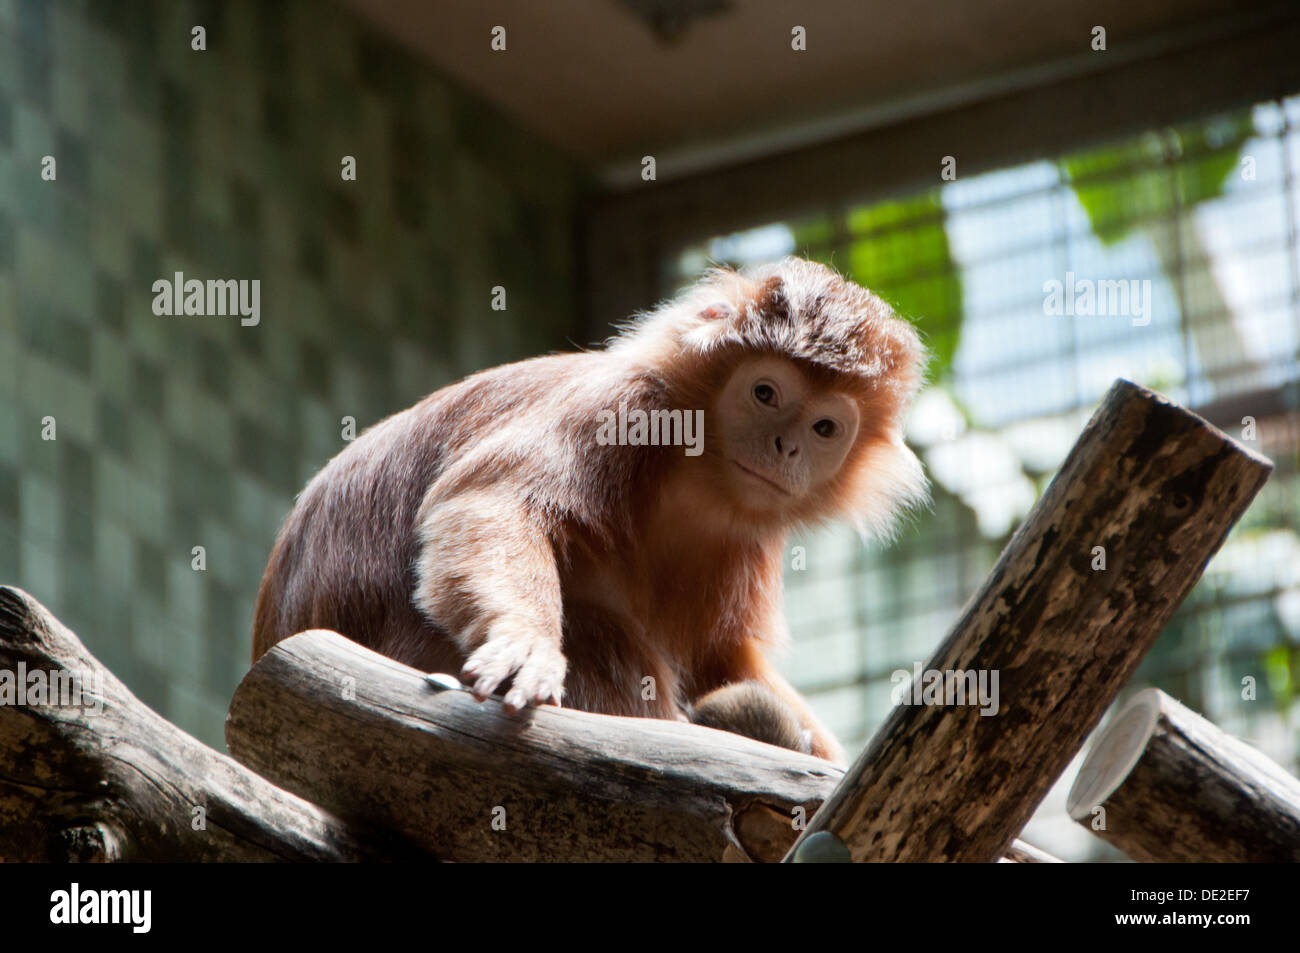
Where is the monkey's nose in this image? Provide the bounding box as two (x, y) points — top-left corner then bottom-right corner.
(774, 435), (799, 457)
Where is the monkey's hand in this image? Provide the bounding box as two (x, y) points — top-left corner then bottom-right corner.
(414, 490), (567, 715)
(460, 616), (567, 714)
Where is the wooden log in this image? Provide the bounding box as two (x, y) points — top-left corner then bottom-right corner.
(226, 628), (841, 862)
(0, 586), (406, 862)
(0, 582), (1055, 868)
(226, 627), (1061, 863)
(0, 584), (1060, 863)
(1066, 688), (1300, 861)
(784, 379), (1273, 862)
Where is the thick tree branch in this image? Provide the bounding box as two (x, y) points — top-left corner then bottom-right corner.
(0, 586), (405, 862)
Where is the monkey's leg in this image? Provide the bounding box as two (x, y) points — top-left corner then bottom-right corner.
(690, 681), (813, 754)
(712, 644), (847, 765)
(413, 489), (566, 712)
(559, 603), (683, 720)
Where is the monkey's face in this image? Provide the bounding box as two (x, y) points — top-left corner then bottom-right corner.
(713, 356), (861, 513)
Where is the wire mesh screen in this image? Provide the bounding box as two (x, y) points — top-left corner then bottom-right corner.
(664, 94), (1300, 861)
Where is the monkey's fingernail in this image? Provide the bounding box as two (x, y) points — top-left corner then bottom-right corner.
(504, 690), (525, 712)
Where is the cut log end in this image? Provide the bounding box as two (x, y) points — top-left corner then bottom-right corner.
(1111, 379), (1274, 472)
(1067, 687), (1300, 862)
(1066, 688), (1162, 820)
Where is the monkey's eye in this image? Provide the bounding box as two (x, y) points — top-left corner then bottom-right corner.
(812, 419), (837, 438)
(753, 383), (777, 405)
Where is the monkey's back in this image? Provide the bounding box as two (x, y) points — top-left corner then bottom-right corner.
(249, 351), (651, 668)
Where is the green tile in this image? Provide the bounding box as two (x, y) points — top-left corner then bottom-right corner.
(0, 450), (12, 512)
(0, 403), (20, 474)
(192, 389), (234, 462)
(91, 327), (129, 399)
(94, 517), (135, 592)
(133, 536), (165, 601)
(0, 514), (19, 581)
(0, 0), (586, 768)
(19, 535), (60, 606)
(166, 555), (204, 621)
(17, 407), (55, 478)
(129, 596), (176, 677)
(196, 516), (238, 588)
(129, 354), (164, 417)
(0, 26), (17, 99)
(19, 354), (95, 443)
(165, 679), (226, 749)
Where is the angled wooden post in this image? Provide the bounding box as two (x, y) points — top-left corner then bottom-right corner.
(785, 380), (1272, 862)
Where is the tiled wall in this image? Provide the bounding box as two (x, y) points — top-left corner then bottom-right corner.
(0, 0), (586, 748)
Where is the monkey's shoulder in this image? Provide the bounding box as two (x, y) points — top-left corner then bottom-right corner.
(322, 352), (672, 508)
(407, 351), (666, 437)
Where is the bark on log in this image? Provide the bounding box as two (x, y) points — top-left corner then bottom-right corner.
(0, 585), (1060, 863)
(225, 628), (1060, 862)
(227, 628), (842, 862)
(784, 379), (1273, 862)
(0, 586), (406, 862)
(1066, 688), (1300, 861)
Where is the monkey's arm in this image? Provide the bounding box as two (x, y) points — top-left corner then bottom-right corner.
(412, 488), (566, 712)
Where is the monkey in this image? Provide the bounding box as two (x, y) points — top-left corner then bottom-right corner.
(251, 257), (926, 764)
(689, 681), (813, 755)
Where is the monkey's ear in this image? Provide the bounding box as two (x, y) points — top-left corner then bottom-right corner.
(749, 275), (790, 323)
(679, 299), (741, 351)
(699, 301), (739, 322)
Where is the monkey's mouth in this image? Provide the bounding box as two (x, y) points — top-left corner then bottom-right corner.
(731, 461), (792, 496)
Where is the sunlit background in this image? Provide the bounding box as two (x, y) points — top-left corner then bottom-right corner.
(666, 98), (1300, 860)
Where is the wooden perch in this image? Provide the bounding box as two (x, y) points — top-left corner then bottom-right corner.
(0, 585), (1056, 863)
(226, 628), (1056, 862)
(227, 628), (840, 862)
(0, 586), (408, 862)
(1066, 688), (1300, 861)
(785, 379), (1273, 862)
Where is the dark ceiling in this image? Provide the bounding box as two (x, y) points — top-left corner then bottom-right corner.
(342, 0), (1260, 182)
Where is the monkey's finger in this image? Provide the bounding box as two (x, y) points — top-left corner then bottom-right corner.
(470, 673), (504, 701)
(509, 647), (566, 711)
(501, 689), (524, 712)
(461, 643), (525, 700)
(501, 676), (560, 712)
(460, 661), (490, 691)
(463, 655), (517, 700)
(461, 623), (565, 711)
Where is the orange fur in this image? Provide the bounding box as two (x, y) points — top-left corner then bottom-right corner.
(251, 258), (926, 762)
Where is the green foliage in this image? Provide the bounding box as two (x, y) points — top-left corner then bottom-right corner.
(843, 191), (963, 380)
(1063, 110), (1255, 245)
(787, 217), (834, 249)
(1264, 643), (1295, 709)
